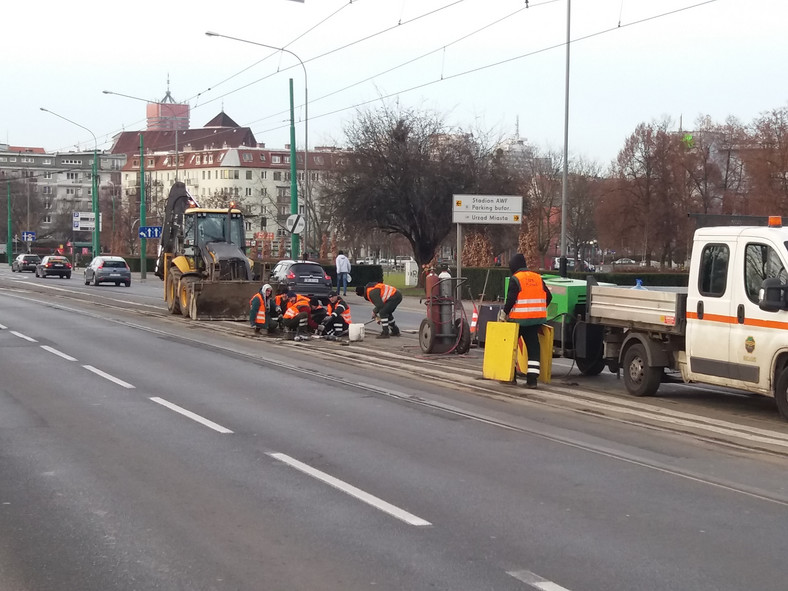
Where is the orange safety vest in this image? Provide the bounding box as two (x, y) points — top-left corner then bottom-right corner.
(328, 301), (352, 324)
(366, 283), (397, 302)
(283, 294), (311, 319)
(508, 271), (547, 321)
(250, 293), (266, 324)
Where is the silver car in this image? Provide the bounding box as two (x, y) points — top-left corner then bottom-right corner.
(84, 256), (132, 287)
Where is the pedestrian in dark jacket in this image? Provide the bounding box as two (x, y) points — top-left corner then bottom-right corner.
(503, 253), (552, 388)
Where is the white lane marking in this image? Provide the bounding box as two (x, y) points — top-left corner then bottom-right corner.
(268, 452), (431, 527)
(40, 345), (77, 362)
(82, 365), (135, 389)
(508, 569), (572, 590)
(150, 397), (234, 434)
(9, 330), (37, 342)
(0, 323), (7, 329)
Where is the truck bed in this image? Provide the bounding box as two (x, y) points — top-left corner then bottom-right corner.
(587, 285), (687, 334)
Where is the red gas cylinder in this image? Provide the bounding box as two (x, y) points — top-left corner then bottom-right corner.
(424, 270), (441, 325)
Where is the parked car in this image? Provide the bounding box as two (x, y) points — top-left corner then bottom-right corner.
(84, 256), (131, 287)
(550, 257), (595, 272)
(269, 259), (332, 298)
(11, 253), (41, 273)
(612, 257), (638, 266)
(35, 255), (72, 279)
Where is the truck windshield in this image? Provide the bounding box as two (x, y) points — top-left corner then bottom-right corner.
(191, 212), (245, 247)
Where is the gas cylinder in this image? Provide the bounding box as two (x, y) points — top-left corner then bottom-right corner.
(425, 270), (441, 325)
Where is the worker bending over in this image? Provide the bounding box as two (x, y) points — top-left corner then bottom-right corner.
(357, 282), (402, 339)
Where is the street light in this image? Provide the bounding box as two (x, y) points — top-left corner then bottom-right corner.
(40, 107), (100, 258)
(205, 31), (309, 258)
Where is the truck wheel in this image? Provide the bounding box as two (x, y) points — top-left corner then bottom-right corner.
(166, 272), (181, 314)
(576, 355), (606, 376)
(622, 343), (662, 396)
(774, 367), (788, 420)
(179, 278), (195, 318)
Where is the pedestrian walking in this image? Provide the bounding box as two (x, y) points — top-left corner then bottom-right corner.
(357, 282), (402, 339)
(502, 253), (552, 388)
(335, 250), (352, 296)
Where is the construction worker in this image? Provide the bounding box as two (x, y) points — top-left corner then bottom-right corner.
(281, 291), (312, 336)
(249, 285), (268, 335)
(282, 293), (325, 337)
(502, 253), (552, 388)
(356, 282), (402, 339)
(318, 291), (352, 339)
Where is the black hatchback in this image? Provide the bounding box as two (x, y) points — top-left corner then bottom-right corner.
(269, 260), (332, 298)
(12, 253), (41, 272)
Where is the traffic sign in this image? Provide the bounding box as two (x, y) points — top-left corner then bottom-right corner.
(72, 211), (102, 231)
(452, 194), (522, 225)
(21, 231), (36, 242)
(285, 214), (305, 234)
(139, 226), (163, 239)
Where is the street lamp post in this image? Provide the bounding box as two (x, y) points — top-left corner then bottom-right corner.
(40, 107), (100, 257)
(205, 31), (309, 258)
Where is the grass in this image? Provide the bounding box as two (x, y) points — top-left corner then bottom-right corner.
(382, 270), (424, 297)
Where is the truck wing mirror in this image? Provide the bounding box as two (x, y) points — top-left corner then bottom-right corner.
(758, 278), (787, 312)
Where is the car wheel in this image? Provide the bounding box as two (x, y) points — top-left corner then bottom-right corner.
(65, 274), (71, 279)
(93, 275), (99, 286)
(124, 281), (131, 287)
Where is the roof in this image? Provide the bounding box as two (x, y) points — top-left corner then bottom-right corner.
(108, 111), (257, 156)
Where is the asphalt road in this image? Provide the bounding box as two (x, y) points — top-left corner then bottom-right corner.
(3, 268), (788, 590)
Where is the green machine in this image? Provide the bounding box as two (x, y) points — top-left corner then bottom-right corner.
(504, 274), (608, 375)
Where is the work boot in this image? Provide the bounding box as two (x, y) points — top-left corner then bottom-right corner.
(253, 326), (261, 334)
(525, 374), (538, 389)
(377, 328), (390, 339)
(390, 324), (401, 337)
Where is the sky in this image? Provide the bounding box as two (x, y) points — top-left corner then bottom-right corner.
(4, 0), (787, 166)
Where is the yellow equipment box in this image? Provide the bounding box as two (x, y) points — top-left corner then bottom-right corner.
(482, 322), (519, 382)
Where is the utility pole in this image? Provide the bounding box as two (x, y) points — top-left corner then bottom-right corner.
(140, 133), (147, 279)
(288, 78), (300, 259)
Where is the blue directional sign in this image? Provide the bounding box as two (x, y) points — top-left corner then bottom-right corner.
(21, 231), (36, 242)
(138, 226), (163, 239)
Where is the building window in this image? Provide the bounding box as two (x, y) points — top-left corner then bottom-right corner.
(284, 155), (290, 164)
(43, 215), (52, 224)
(246, 187), (252, 196)
(43, 158), (52, 165)
(272, 155), (281, 164)
(273, 172), (282, 181)
(261, 171), (267, 179)
(285, 172), (291, 181)
(207, 171), (211, 180)
(43, 172), (52, 179)
(246, 170), (252, 180)
(242, 153), (252, 162)
(259, 153), (266, 162)
(261, 187), (268, 196)
(66, 188), (75, 195)
(67, 172), (79, 181)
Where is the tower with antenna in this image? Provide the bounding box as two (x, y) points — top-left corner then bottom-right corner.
(146, 77), (190, 131)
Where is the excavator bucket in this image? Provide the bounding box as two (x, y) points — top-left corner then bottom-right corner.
(189, 281), (261, 321)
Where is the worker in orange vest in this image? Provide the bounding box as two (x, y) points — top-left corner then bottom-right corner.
(356, 282), (402, 339)
(502, 253), (552, 388)
(318, 291), (352, 339)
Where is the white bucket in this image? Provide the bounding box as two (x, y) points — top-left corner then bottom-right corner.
(348, 323), (365, 342)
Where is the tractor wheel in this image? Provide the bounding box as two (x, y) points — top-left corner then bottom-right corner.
(166, 271), (181, 315)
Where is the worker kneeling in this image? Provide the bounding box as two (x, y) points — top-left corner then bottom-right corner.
(282, 292), (326, 337)
(250, 283), (280, 335)
(318, 291), (352, 339)
(357, 282), (402, 339)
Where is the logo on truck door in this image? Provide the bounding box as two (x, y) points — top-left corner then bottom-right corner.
(745, 336), (756, 354)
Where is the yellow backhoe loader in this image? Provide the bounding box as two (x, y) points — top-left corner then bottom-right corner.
(154, 182), (259, 320)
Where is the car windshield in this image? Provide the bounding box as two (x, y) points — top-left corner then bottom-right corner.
(291, 264), (323, 276)
(103, 260), (127, 268)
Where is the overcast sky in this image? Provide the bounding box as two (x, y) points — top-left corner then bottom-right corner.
(5, 0), (786, 166)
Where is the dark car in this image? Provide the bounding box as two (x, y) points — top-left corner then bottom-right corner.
(36, 255), (72, 279)
(11, 253), (41, 273)
(84, 255), (131, 287)
(269, 259), (332, 298)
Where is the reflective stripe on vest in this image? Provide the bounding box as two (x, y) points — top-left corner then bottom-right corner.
(283, 294), (310, 319)
(329, 302), (352, 324)
(367, 283), (396, 302)
(250, 293), (266, 324)
(508, 271), (547, 320)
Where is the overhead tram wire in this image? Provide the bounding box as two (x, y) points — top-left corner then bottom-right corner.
(251, 0), (722, 138)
